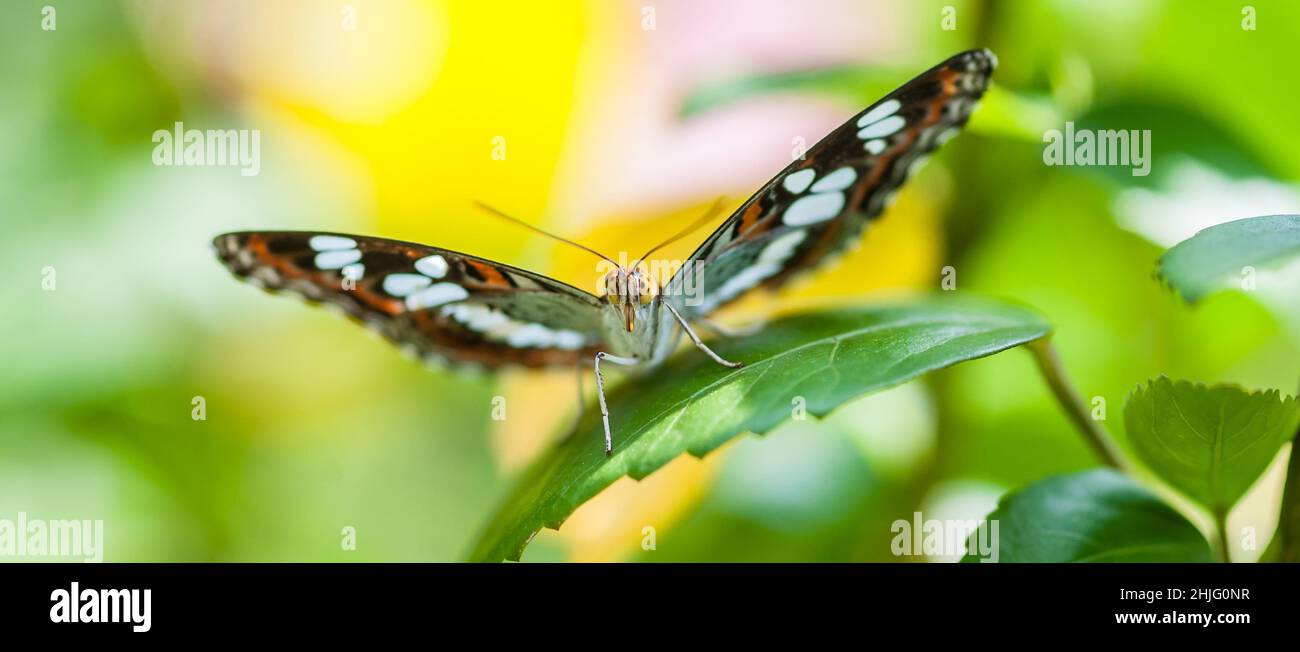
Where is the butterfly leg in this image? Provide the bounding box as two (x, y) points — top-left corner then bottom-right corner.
(594, 352), (639, 455)
(663, 302), (744, 369)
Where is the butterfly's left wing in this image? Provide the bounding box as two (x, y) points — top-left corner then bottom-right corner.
(665, 49), (996, 318)
(213, 231), (611, 369)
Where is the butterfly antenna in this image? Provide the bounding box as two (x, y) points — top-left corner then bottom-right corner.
(473, 201), (619, 267)
(632, 196), (729, 272)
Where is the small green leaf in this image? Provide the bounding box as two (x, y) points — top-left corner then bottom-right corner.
(468, 297), (1052, 562)
(962, 469), (1213, 563)
(1124, 377), (1300, 515)
(1158, 214), (1300, 303)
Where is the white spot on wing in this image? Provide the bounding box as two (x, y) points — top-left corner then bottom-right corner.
(383, 273), (432, 296)
(857, 115), (905, 140)
(810, 167), (856, 192)
(864, 139), (887, 155)
(250, 266), (280, 285)
(506, 324), (551, 348)
(405, 282), (469, 311)
(314, 248), (362, 270)
(309, 235), (357, 251)
(907, 154), (932, 178)
(783, 192), (845, 226)
(710, 263), (779, 307)
(553, 330), (586, 350)
(444, 303), (505, 330)
(759, 229), (808, 264)
(341, 262), (365, 280)
(414, 254), (449, 278)
(504, 323), (585, 350)
(856, 99), (901, 128)
(782, 168), (816, 194)
(443, 303), (586, 350)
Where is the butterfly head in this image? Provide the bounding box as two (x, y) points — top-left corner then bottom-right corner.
(602, 266), (656, 333)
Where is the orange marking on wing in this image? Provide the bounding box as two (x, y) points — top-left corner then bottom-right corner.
(466, 260), (513, 288)
(737, 201), (765, 235)
(246, 235), (308, 282)
(245, 235), (405, 314)
(354, 287), (406, 315)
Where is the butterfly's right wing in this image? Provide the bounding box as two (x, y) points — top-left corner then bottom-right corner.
(664, 49), (996, 319)
(213, 231), (613, 369)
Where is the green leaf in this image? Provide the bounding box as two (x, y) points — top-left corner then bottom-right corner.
(1123, 377), (1300, 515)
(1157, 214), (1300, 303)
(468, 297), (1052, 562)
(962, 469), (1212, 562)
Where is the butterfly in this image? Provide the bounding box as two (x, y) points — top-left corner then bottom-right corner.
(213, 49), (996, 454)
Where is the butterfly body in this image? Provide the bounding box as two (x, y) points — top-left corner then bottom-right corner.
(214, 49), (996, 453)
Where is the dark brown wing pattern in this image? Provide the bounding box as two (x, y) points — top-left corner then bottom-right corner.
(213, 231), (608, 369)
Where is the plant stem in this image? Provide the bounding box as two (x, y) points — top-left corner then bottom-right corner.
(1027, 338), (1127, 470)
(1269, 434), (1300, 562)
(1214, 509), (1232, 563)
